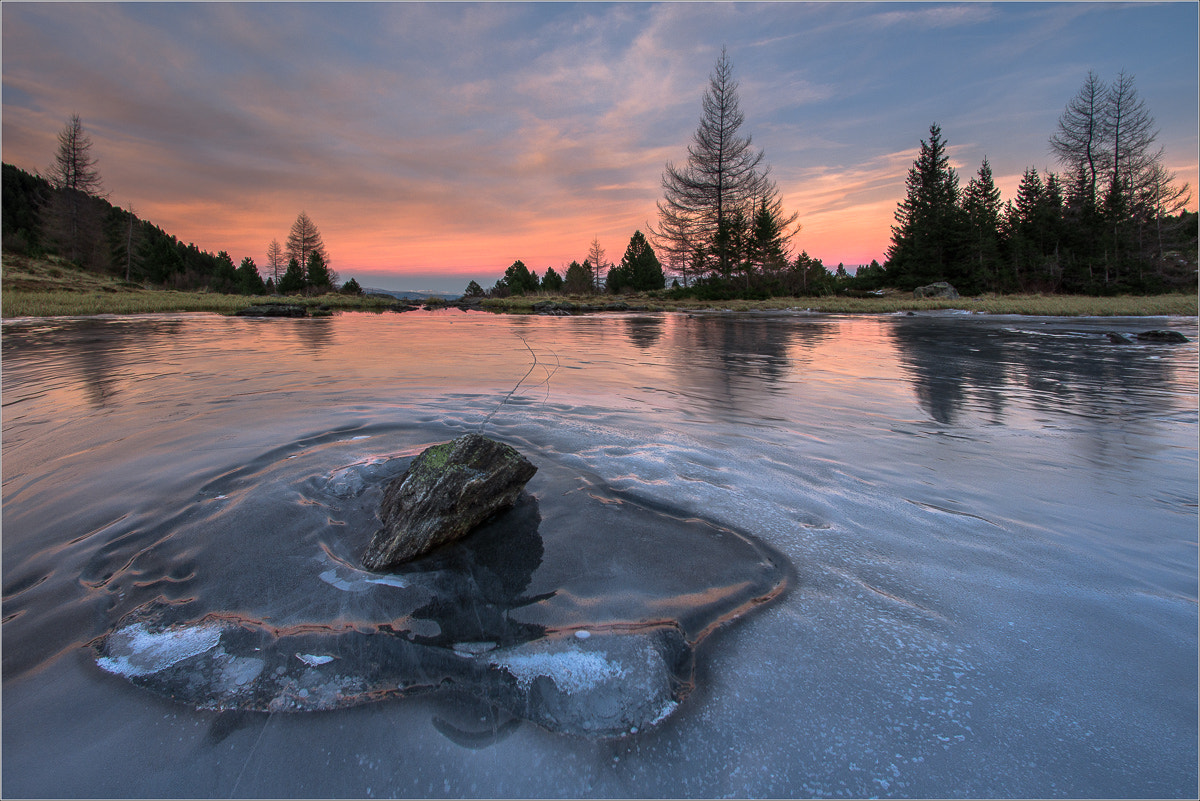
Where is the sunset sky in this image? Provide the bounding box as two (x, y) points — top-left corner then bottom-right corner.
(3, 2), (1197, 292)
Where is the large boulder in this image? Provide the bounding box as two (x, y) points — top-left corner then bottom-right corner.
(361, 433), (537, 571)
(913, 282), (959, 299)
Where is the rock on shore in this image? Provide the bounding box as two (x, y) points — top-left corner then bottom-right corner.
(236, 304), (308, 317)
(913, 282), (959, 299)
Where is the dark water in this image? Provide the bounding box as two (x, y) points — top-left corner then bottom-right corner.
(2, 309), (1196, 798)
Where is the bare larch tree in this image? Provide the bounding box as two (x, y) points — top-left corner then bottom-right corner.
(285, 212), (329, 276)
(43, 114), (105, 265)
(654, 47), (767, 282)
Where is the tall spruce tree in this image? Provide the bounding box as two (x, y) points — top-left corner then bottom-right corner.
(501, 260), (538, 295)
(278, 256), (306, 294)
(1040, 172), (1068, 289)
(563, 260), (594, 294)
(655, 47), (767, 281)
(541, 265), (564, 292)
(236, 256), (266, 295)
(746, 185), (797, 284)
(305, 250), (333, 293)
(961, 158), (1003, 292)
(885, 123), (967, 289)
(210, 250), (238, 292)
(607, 231), (664, 293)
(792, 250), (833, 296)
(1005, 167), (1067, 290)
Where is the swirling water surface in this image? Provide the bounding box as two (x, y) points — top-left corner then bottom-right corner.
(2, 309), (1196, 798)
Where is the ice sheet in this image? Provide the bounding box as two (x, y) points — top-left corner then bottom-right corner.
(3, 310), (1196, 797)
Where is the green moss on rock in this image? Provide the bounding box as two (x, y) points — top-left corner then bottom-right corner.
(362, 433), (538, 570)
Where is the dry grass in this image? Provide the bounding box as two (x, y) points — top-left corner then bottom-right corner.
(1, 254), (401, 318)
(1, 289), (405, 319)
(1, 252), (139, 294)
(2, 290), (256, 318)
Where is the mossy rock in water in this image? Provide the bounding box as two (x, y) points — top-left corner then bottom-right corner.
(361, 433), (537, 571)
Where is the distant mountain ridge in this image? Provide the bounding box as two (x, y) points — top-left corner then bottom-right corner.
(363, 287), (458, 301)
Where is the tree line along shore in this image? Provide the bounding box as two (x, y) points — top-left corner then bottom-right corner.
(2, 51), (1195, 319)
(3, 252), (1195, 319)
(474, 56), (1195, 303)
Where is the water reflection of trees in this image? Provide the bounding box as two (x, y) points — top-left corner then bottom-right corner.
(71, 339), (122, 408)
(889, 318), (1186, 429)
(624, 316), (665, 349)
(663, 315), (833, 418)
(2, 318), (187, 410)
(3, 316), (343, 412)
(888, 319), (1009, 425)
(291, 317), (335, 354)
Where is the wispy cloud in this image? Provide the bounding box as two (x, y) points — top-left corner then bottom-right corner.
(3, 1), (1195, 288)
(865, 3), (997, 30)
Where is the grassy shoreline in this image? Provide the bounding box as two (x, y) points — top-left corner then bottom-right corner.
(3, 254), (1196, 319)
(1, 253), (406, 318)
(1, 287), (407, 319)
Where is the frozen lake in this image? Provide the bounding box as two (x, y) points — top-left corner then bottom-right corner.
(2, 308), (1196, 798)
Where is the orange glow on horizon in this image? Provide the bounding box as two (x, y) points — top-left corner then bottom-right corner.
(131, 191), (905, 283)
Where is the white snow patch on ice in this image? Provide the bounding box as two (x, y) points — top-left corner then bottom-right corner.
(365, 574), (409, 588)
(318, 568), (363, 592)
(650, 698), (679, 726)
(319, 562), (408, 592)
(490, 648), (626, 694)
(296, 653), (336, 666)
(97, 622), (224, 677)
